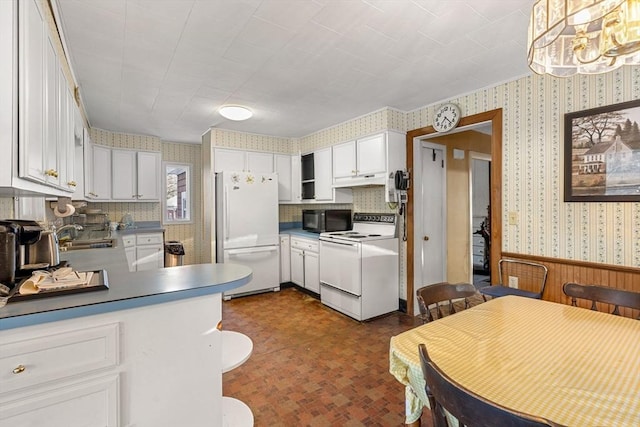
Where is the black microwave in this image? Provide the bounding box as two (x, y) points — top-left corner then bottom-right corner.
(302, 209), (352, 233)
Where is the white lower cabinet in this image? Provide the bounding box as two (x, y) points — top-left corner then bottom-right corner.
(122, 232), (164, 272)
(290, 236), (319, 293)
(0, 323), (120, 427)
(0, 292), (224, 427)
(279, 234), (290, 283)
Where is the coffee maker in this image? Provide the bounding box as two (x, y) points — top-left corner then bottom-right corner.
(0, 220), (43, 287)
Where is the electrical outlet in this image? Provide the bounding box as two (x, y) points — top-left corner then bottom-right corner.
(508, 276), (519, 288)
(508, 212), (519, 225)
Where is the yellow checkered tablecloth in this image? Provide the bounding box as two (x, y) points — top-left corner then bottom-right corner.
(389, 296), (640, 426)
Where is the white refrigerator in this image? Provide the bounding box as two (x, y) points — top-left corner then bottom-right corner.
(215, 171), (280, 298)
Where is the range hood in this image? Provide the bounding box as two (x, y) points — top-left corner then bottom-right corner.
(332, 172), (387, 188)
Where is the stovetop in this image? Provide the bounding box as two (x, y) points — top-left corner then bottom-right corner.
(319, 213), (396, 243)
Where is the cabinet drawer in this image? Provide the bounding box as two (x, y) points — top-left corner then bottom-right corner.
(0, 323), (119, 393)
(291, 237), (318, 253)
(136, 233), (163, 245)
(121, 235), (135, 247)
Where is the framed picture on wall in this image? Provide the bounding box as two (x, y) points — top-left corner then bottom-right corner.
(564, 99), (640, 202)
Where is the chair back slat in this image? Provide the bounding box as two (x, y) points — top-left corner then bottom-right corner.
(416, 282), (477, 324)
(499, 259), (548, 294)
(563, 282), (640, 319)
(418, 344), (563, 427)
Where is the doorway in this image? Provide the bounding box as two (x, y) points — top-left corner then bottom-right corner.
(470, 153), (491, 289)
(405, 109), (503, 316)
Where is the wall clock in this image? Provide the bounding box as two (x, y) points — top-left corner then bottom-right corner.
(433, 103), (461, 133)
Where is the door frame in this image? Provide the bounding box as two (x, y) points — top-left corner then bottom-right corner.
(405, 108), (503, 316)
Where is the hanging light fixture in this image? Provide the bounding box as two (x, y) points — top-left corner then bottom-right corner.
(528, 0), (640, 76)
(218, 105), (253, 121)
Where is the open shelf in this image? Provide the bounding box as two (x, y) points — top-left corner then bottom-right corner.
(222, 396), (254, 427)
(221, 330), (253, 373)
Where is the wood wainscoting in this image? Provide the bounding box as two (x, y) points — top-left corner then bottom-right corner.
(501, 252), (640, 319)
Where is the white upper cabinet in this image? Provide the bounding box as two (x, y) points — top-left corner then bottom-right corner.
(275, 154), (292, 202)
(332, 141), (357, 179)
(332, 133), (386, 185)
(86, 143), (111, 201)
(112, 149), (161, 201)
(19, 0), (46, 184)
(214, 148), (274, 173)
(14, 0), (76, 195)
(356, 133), (386, 176)
(136, 151), (161, 201)
(332, 131), (406, 202)
(314, 147), (333, 201)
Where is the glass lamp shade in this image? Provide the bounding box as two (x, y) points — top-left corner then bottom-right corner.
(219, 105), (253, 121)
(528, 0), (640, 76)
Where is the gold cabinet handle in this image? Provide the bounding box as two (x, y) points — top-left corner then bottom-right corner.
(68, 181), (77, 187)
(45, 169), (59, 178)
(12, 364), (26, 374)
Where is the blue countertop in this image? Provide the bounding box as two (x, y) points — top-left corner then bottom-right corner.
(279, 228), (321, 239)
(0, 263), (252, 331)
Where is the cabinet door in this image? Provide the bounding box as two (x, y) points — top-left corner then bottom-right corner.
(214, 148), (245, 173)
(290, 247), (304, 287)
(125, 246), (136, 272)
(314, 147), (333, 201)
(111, 149), (136, 200)
(43, 35), (60, 187)
(332, 141), (356, 178)
(247, 152), (273, 173)
(279, 235), (290, 283)
(275, 154), (292, 202)
(91, 145), (112, 200)
(19, 0), (46, 183)
(136, 245), (163, 271)
(356, 133), (386, 175)
(291, 154), (301, 202)
(136, 151), (161, 200)
(304, 250), (319, 293)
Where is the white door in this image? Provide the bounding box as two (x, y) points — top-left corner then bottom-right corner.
(304, 250), (320, 293)
(290, 247), (304, 286)
(111, 149), (136, 200)
(319, 240), (361, 296)
(419, 144), (446, 306)
(246, 152), (273, 172)
(275, 154), (292, 201)
(357, 133), (386, 175)
(214, 148), (245, 172)
(220, 172), (279, 249)
(137, 151), (160, 200)
(223, 245), (280, 296)
(332, 141), (356, 178)
(91, 145), (112, 200)
(314, 147), (333, 200)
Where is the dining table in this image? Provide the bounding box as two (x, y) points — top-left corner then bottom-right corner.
(389, 295), (640, 426)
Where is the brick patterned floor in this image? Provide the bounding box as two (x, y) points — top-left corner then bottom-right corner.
(221, 287), (428, 426)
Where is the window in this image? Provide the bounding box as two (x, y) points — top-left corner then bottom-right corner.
(163, 162), (192, 223)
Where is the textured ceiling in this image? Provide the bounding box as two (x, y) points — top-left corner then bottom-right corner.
(55, 0), (534, 143)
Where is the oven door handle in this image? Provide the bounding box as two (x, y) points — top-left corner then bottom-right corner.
(320, 239), (358, 247)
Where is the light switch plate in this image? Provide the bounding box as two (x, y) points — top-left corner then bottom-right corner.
(508, 211), (518, 225)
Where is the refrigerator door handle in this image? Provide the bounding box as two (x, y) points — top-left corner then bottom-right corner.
(227, 246), (279, 255)
(224, 185), (230, 240)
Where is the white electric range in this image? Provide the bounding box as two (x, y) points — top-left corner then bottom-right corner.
(318, 213), (399, 321)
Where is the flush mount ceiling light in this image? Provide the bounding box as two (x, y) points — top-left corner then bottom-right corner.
(528, 0), (640, 77)
(218, 105), (253, 121)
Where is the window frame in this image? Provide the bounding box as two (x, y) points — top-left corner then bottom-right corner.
(162, 162), (193, 225)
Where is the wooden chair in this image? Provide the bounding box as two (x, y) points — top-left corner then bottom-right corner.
(416, 282), (477, 324)
(418, 343), (563, 427)
(563, 282), (640, 319)
(479, 259), (548, 300)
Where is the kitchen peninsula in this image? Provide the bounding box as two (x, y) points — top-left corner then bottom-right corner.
(0, 249), (252, 426)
